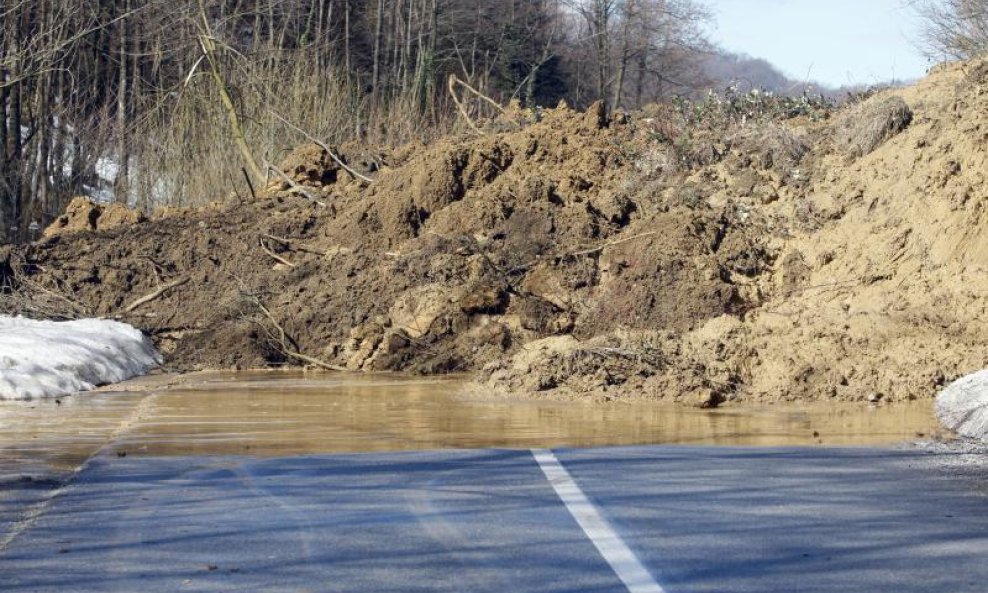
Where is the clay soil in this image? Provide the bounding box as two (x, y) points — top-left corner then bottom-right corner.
(4, 60), (988, 407)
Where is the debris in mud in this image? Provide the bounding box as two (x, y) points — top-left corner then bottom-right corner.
(43, 196), (146, 238)
(5, 59), (988, 405)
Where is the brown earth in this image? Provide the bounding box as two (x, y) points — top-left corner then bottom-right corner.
(4, 60), (988, 406)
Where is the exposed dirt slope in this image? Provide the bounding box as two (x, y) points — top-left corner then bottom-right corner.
(732, 61), (988, 404)
(4, 60), (988, 406)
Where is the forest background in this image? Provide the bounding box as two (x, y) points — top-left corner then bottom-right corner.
(0, 0), (982, 243)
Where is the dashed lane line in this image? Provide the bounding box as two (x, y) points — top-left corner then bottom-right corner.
(532, 449), (666, 593)
(0, 391), (161, 553)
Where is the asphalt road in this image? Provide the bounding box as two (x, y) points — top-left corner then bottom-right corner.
(1, 446), (987, 592)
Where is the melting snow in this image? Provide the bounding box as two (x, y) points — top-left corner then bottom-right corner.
(0, 316), (161, 400)
(936, 370), (988, 441)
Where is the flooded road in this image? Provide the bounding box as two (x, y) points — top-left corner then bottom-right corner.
(4, 372), (984, 593)
(0, 371), (941, 476)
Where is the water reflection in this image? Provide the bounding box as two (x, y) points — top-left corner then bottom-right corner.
(117, 372), (942, 454)
(0, 372), (942, 472)
(0, 391), (146, 474)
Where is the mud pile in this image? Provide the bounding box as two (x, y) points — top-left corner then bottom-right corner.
(5, 60), (988, 405)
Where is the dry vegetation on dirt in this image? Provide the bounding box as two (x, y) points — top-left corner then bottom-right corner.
(4, 60), (988, 407)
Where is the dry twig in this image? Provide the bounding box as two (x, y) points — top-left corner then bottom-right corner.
(249, 295), (346, 371)
(509, 231), (658, 274)
(1, 275), (90, 320)
(448, 75), (485, 135)
(449, 74), (507, 114)
(123, 277), (189, 313)
(267, 109), (374, 183)
(261, 234), (328, 257)
(258, 237), (297, 268)
(265, 162), (327, 206)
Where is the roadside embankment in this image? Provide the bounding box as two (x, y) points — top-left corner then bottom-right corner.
(4, 60), (988, 406)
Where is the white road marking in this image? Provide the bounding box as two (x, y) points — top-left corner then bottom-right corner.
(532, 449), (666, 593)
(0, 392), (161, 553)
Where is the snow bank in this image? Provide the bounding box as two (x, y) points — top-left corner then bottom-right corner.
(936, 370), (988, 441)
(0, 316), (161, 400)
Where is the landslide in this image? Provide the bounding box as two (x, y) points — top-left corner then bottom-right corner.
(4, 59), (988, 406)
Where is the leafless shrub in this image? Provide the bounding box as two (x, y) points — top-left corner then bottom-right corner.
(633, 145), (680, 179)
(731, 122), (808, 171)
(834, 96), (913, 158)
(127, 53), (459, 211)
(0, 273), (89, 321)
(913, 0), (988, 60)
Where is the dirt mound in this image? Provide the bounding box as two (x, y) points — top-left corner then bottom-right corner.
(476, 315), (749, 407)
(7, 59), (988, 405)
(574, 210), (756, 337)
(44, 197), (146, 238)
(471, 59), (988, 404)
(12, 103), (743, 377)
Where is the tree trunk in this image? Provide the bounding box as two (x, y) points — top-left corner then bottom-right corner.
(635, 50), (646, 107)
(612, 0), (637, 109)
(593, 0), (611, 102)
(344, 0), (352, 78)
(196, 0), (264, 187)
(372, 0), (385, 100)
(115, 0), (129, 204)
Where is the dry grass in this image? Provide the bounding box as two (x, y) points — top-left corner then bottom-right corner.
(634, 142), (680, 176)
(835, 96), (913, 158)
(731, 121), (808, 171)
(0, 274), (90, 321)
(125, 52), (463, 211)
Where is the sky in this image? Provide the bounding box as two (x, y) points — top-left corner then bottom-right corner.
(703, 0), (932, 87)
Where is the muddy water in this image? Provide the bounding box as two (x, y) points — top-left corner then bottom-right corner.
(0, 372), (942, 477)
(0, 391), (146, 476)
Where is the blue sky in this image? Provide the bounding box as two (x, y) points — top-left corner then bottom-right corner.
(703, 0), (932, 87)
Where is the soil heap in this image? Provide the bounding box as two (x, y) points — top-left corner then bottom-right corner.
(4, 60), (988, 406)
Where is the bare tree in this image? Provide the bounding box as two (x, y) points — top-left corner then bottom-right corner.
(565, 0), (710, 109)
(913, 0), (988, 59)
(0, 0), (718, 245)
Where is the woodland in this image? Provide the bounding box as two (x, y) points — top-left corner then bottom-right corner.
(1, 0), (712, 241)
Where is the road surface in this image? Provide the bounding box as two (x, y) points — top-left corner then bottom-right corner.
(1, 446), (987, 592)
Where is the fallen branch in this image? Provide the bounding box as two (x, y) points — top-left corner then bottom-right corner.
(449, 74), (506, 114)
(25, 278), (89, 316)
(124, 277), (189, 313)
(250, 296), (346, 372)
(261, 233), (328, 257)
(265, 162), (327, 206)
(509, 231), (658, 274)
(282, 349), (348, 372)
(258, 237), (296, 268)
(449, 74), (485, 135)
(267, 109), (374, 184)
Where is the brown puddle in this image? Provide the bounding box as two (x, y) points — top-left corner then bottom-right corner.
(0, 390), (147, 475)
(0, 371), (942, 476)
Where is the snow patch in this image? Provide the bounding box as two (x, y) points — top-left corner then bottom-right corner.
(0, 316), (161, 401)
(936, 369), (988, 441)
